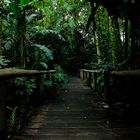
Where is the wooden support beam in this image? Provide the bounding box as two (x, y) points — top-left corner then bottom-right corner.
(90, 72), (96, 91)
(86, 71), (89, 79)
(104, 71), (111, 104)
(0, 79), (6, 140)
(80, 70), (83, 80)
(34, 75), (41, 106)
(83, 71), (85, 80)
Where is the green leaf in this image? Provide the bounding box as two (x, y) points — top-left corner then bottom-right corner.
(0, 56), (10, 68)
(34, 44), (54, 60)
(20, 0), (30, 5)
(8, 2), (17, 14)
(39, 62), (48, 69)
(4, 40), (12, 50)
(26, 14), (38, 23)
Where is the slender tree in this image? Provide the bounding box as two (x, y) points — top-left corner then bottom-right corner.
(0, 0), (3, 55)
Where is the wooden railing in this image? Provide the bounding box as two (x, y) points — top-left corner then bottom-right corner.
(79, 69), (110, 104)
(80, 69), (140, 124)
(79, 69), (102, 90)
(0, 68), (55, 140)
(80, 68), (140, 105)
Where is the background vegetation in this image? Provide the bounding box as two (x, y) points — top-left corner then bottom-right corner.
(1, 0), (140, 138)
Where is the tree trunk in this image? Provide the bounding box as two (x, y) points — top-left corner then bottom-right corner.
(95, 31), (102, 64)
(111, 16), (123, 64)
(130, 17), (140, 67)
(17, 10), (26, 68)
(125, 17), (128, 59)
(0, 1), (3, 55)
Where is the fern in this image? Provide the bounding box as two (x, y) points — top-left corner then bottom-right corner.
(34, 44), (53, 60)
(0, 56), (10, 68)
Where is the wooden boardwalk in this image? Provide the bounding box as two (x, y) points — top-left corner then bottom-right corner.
(13, 77), (140, 140)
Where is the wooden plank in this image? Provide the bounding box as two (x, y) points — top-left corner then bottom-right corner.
(111, 69), (140, 76)
(0, 69), (55, 78)
(80, 69), (101, 73)
(82, 69), (102, 73)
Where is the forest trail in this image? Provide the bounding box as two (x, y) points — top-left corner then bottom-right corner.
(12, 77), (140, 140)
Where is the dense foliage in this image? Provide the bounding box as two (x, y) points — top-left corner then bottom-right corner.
(1, 0), (140, 138)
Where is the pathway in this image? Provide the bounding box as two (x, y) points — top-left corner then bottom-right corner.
(12, 77), (140, 140)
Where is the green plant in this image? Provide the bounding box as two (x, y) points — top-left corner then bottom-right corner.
(31, 44), (53, 70)
(14, 77), (36, 96)
(43, 65), (68, 90)
(54, 72), (68, 86)
(7, 76), (36, 139)
(42, 65), (68, 100)
(7, 106), (19, 139)
(44, 80), (54, 89)
(0, 55), (10, 68)
(53, 64), (69, 86)
(7, 102), (34, 139)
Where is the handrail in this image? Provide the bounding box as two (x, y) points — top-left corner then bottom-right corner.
(0, 68), (56, 140)
(79, 69), (109, 104)
(111, 69), (140, 76)
(80, 68), (140, 105)
(0, 68), (56, 77)
(79, 69), (103, 90)
(80, 69), (102, 73)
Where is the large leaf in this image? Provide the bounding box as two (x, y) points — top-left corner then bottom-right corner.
(34, 44), (53, 60)
(0, 56), (10, 68)
(4, 39), (13, 50)
(39, 62), (48, 69)
(26, 14), (38, 23)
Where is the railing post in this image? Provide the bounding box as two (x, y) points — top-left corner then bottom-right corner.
(90, 72), (95, 90)
(87, 71), (89, 79)
(85, 71), (88, 81)
(0, 79), (6, 140)
(80, 69), (83, 80)
(88, 72), (92, 87)
(50, 71), (55, 81)
(85, 71), (87, 79)
(49, 72), (51, 80)
(104, 71), (111, 104)
(34, 75), (41, 105)
(82, 70), (84, 80)
(83, 70), (85, 80)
